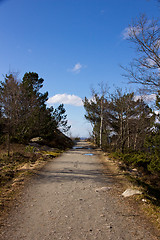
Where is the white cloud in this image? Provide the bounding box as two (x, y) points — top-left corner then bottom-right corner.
(156, 39), (160, 48)
(147, 57), (160, 71)
(134, 94), (156, 102)
(155, 110), (159, 115)
(69, 63), (83, 73)
(147, 58), (156, 67)
(47, 93), (83, 106)
(122, 26), (141, 40)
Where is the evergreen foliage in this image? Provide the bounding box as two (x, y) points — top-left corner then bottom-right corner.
(83, 89), (159, 175)
(0, 72), (71, 154)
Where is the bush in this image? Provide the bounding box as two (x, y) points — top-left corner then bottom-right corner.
(25, 145), (35, 153)
(148, 155), (160, 175)
(116, 151), (160, 176)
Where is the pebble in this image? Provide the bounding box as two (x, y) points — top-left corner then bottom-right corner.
(105, 223), (113, 229)
(95, 187), (111, 192)
(68, 227), (72, 230)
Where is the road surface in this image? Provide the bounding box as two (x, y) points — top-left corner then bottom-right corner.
(0, 141), (159, 239)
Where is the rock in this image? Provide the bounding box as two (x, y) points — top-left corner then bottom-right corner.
(30, 137), (43, 143)
(132, 168), (138, 172)
(95, 187), (111, 192)
(122, 189), (142, 197)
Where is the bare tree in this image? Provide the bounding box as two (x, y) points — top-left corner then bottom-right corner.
(121, 15), (160, 93)
(83, 82), (109, 149)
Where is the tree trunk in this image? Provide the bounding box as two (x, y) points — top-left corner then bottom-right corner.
(120, 112), (123, 151)
(7, 133), (10, 157)
(134, 133), (138, 150)
(99, 98), (103, 149)
(126, 114), (130, 149)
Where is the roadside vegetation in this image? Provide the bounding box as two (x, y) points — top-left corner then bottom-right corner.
(83, 14), (160, 214)
(0, 71), (73, 215)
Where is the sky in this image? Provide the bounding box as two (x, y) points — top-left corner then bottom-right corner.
(0, 0), (159, 137)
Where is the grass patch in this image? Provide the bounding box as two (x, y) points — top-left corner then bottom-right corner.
(41, 150), (63, 158)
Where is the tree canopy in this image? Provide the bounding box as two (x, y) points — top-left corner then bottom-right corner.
(0, 72), (71, 153)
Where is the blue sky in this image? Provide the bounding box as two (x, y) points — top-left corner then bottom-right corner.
(0, 0), (159, 137)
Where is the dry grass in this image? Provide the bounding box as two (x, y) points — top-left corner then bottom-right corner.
(0, 143), (62, 223)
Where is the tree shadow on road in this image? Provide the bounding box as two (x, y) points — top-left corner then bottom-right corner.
(33, 164), (122, 186)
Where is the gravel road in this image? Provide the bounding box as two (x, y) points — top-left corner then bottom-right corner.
(0, 141), (159, 240)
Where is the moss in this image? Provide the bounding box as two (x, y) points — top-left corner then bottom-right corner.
(41, 150), (61, 158)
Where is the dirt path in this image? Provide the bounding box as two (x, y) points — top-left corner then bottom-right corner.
(0, 141), (159, 240)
